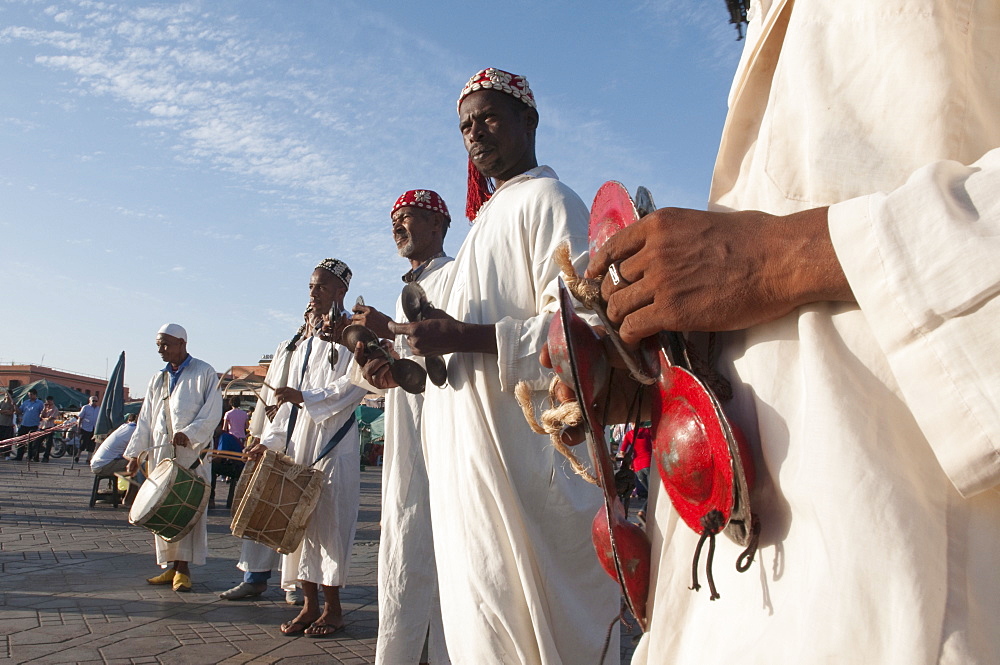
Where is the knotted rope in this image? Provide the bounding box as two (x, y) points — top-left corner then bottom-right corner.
(515, 378), (596, 486)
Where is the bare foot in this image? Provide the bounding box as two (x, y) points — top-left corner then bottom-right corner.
(280, 609), (320, 636)
(304, 620), (345, 638)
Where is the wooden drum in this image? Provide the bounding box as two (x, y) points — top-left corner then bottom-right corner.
(230, 449), (323, 554)
(129, 458), (209, 542)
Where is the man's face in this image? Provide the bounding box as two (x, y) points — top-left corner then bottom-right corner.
(392, 207), (445, 262)
(459, 90), (537, 183)
(308, 268), (347, 315)
(27, 391), (37, 401)
(156, 333), (187, 366)
(89, 397), (99, 408)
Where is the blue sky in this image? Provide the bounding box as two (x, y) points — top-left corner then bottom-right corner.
(0, 0), (744, 393)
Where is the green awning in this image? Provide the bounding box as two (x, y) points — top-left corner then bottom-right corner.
(10, 380), (90, 411)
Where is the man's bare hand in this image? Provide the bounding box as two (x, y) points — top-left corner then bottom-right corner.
(275, 387), (304, 406)
(351, 305), (393, 339)
(540, 339), (651, 446)
(353, 341), (399, 390)
(172, 431), (191, 448)
(125, 457), (140, 476)
(264, 404), (279, 421)
(244, 442), (268, 462)
(586, 206), (853, 345)
(388, 308), (497, 356)
(318, 310), (350, 345)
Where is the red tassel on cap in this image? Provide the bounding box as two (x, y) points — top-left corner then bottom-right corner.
(465, 157), (494, 221)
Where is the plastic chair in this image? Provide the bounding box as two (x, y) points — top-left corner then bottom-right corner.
(89, 472), (122, 508)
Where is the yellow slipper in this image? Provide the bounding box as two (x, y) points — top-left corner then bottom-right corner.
(146, 569), (176, 585)
(172, 572), (192, 592)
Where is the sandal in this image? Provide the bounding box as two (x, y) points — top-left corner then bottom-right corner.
(280, 620), (312, 636)
(305, 621), (345, 638)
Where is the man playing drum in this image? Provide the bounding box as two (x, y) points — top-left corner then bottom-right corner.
(353, 189), (453, 664)
(247, 259), (367, 638)
(385, 69), (620, 663)
(124, 323), (222, 592)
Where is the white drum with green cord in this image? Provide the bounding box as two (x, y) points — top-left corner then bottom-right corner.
(129, 456), (209, 542)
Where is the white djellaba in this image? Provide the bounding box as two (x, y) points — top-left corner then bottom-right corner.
(421, 166), (621, 664)
(372, 255), (454, 665)
(126, 356), (221, 567)
(633, 1), (1000, 663)
(259, 334), (367, 589)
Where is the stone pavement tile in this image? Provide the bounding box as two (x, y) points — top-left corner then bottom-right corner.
(267, 636), (338, 659)
(156, 643), (242, 663)
(98, 634), (185, 659)
(218, 653), (278, 665)
(0, 607), (37, 619)
(13, 648), (105, 664)
(10, 623), (93, 645)
(2, 617), (41, 633)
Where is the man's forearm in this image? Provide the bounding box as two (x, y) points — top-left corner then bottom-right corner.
(765, 207), (854, 308)
(460, 323), (498, 355)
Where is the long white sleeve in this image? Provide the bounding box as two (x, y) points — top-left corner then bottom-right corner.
(829, 148), (1000, 496)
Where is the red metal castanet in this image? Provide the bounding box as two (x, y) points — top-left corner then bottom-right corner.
(549, 281), (651, 631)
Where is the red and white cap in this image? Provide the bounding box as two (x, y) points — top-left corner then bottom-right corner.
(391, 189), (450, 222)
(457, 67), (536, 113)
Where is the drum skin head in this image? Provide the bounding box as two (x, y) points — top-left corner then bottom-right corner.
(230, 449), (324, 554)
(129, 458), (208, 542)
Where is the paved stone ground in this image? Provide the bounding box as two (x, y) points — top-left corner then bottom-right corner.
(1, 455), (640, 664)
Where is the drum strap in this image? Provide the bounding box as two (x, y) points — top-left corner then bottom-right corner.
(160, 371), (174, 443)
(284, 336), (315, 452)
(159, 370), (207, 471)
(311, 412), (357, 467)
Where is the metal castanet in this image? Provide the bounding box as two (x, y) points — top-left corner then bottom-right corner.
(588, 181), (759, 599)
(550, 280), (651, 632)
(342, 323), (427, 394)
(400, 282), (448, 387)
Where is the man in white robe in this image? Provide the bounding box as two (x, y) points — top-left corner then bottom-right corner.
(251, 259), (367, 637)
(578, 1), (1000, 663)
(125, 323), (222, 593)
(353, 189), (453, 665)
(389, 69), (620, 664)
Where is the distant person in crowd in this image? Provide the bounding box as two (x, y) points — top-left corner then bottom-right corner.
(0, 389), (16, 443)
(210, 420), (244, 510)
(222, 395), (249, 447)
(36, 396), (59, 462)
(618, 424), (652, 522)
(63, 413), (81, 460)
(247, 258), (366, 637)
(383, 68), (619, 662)
(76, 395), (100, 463)
(125, 323), (222, 593)
(90, 413), (137, 476)
(353, 189), (453, 665)
(11, 389), (44, 462)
